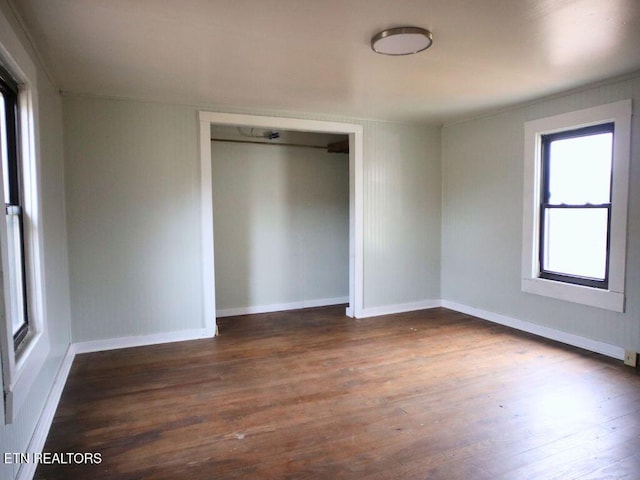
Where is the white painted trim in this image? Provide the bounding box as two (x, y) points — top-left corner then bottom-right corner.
(199, 111), (365, 323)
(217, 297), (349, 318)
(607, 101), (632, 294)
(73, 328), (214, 354)
(521, 278), (624, 312)
(199, 119), (217, 336)
(358, 300), (442, 318)
(441, 300), (625, 360)
(199, 112), (359, 134)
(351, 129), (364, 318)
(16, 345), (75, 480)
(521, 100), (631, 313)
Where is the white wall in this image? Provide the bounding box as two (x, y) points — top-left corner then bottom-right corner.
(212, 141), (349, 313)
(63, 95), (442, 341)
(0, 1), (72, 478)
(441, 73), (640, 353)
(363, 122), (441, 308)
(63, 98), (204, 342)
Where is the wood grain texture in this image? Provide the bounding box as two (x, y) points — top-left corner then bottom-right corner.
(35, 307), (640, 479)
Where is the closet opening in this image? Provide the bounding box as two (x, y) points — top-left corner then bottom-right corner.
(199, 112), (363, 334)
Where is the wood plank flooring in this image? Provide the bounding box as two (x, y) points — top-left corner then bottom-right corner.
(35, 306), (640, 479)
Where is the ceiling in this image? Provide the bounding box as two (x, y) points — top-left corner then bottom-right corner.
(10, 0), (640, 124)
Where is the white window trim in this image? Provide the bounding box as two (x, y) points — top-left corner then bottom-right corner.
(0, 10), (49, 424)
(522, 100), (632, 312)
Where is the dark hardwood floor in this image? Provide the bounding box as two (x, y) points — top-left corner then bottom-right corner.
(36, 306), (640, 479)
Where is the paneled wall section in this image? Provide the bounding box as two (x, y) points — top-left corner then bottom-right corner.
(63, 95), (443, 341)
(441, 74), (640, 353)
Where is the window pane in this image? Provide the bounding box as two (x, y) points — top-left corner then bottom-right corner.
(6, 211), (26, 335)
(548, 132), (612, 205)
(543, 208), (608, 280)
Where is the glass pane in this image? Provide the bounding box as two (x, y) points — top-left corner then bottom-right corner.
(6, 212), (26, 335)
(0, 94), (9, 204)
(543, 208), (608, 280)
(548, 132), (612, 205)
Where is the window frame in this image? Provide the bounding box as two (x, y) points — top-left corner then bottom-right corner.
(538, 122), (614, 290)
(521, 100), (631, 312)
(0, 10), (49, 424)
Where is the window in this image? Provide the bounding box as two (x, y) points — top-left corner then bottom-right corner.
(522, 101), (631, 312)
(1, 12), (48, 425)
(0, 65), (30, 350)
(539, 123), (613, 289)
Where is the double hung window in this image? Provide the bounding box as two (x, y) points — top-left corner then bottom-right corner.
(522, 100), (631, 312)
(1, 13), (49, 424)
(0, 66), (29, 350)
(539, 123), (613, 289)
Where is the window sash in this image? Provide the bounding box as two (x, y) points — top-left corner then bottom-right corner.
(538, 205), (611, 288)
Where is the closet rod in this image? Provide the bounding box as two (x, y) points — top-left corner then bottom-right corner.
(211, 138), (327, 150)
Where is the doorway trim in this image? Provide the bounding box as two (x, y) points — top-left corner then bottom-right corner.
(199, 111), (364, 334)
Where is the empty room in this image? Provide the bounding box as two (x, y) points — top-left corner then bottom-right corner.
(0, 1), (639, 479)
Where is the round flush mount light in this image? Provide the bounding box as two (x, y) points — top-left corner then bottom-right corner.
(371, 26), (433, 55)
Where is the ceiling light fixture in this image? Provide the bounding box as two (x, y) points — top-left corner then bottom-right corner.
(371, 26), (433, 56)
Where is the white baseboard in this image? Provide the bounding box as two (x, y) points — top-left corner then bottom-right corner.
(73, 327), (215, 354)
(358, 299), (442, 318)
(216, 296), (349, 318)
(441, 300), (625, 360)
(16, 345), (76, 480)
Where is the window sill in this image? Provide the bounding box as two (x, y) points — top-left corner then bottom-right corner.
(4, 331), (49, 423)
(522, 277), (624, 312)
